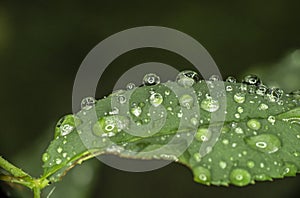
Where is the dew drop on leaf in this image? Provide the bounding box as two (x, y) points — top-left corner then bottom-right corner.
(81, 97), (96, 110)
(266, 88), (283, 102)
(55, 115), (78, 137)
(226, 76), (237, 83)
(42, 153), (50, 163)
(256, 85), (268, 96)
(233, 93), (246, 104)
(247, 119), (261, 130)
(208, 74), (220, 81)
(244, 134), (281, 154)
(117, 95), (127, 104)
(195, 128), (211, 142)
(126, 82), (136, 90)
(200, 96), (220, 112)
(282, 163), (298, 176)
(176, 70), (200, 87)
(179, 94), (194, 109)
(230, 169), (252, 186)
(149, 93), (163, 107)
(242, 74), (262, 86)
(143, 73), (160, 86)
(193, 166), (211, 185)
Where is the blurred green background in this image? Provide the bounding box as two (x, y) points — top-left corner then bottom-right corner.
(0, 0), (300, 197)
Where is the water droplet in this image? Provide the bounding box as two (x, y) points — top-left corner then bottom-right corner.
(243, 74), (261, 86)
(266, 88), (283, 102)
(247, 161), (255, 168)
(226, 85), (233, 92)
(235, 127), (244, 134)
(230, 169), (252, 186)
(143, 73), (160, 86)
(193, 166), (211, 185)
(179, 94), (194, 109)
(195, 128), (211, 142)
(283, 163), (297, 176)
(130, 106), (142, 117)
(201, 97), (220, 112)
(55, 158), (62, 165)
(247, 119), (261, 130)
(81, 97), (96, 110)
(258, 103), (269, 110)
(237, 106), (244, 113)
(93, 115), (129, 136)
(193, 153), (202, 162)
(219, 161), (227, 169)
(256, 85), (268, 96)
(226, 76), (237, 83)
(57, 147), (63, 154)
(55, 115), (78, 137)
(235, 113), (241, 119)
(176, 70), (200, 87)
(150, 93), (163, 107)
(233, 93), (246, 103)
(245, 134), (281, 154)
(208, 74), (220, 81)
(117, 95), (127, 104)
(42, 153), (50, 163)
(126, 82), (136, 90)
(267, 116), (276, 125)
(190, 117), (199, 126)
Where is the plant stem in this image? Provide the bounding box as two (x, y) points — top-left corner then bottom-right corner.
(0, 156), (31, 178)
(33, 187), (41, 198)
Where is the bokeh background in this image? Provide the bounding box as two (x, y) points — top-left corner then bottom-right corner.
(1, 0), (300, 197)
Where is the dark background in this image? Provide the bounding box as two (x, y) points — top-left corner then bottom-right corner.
(0, 0), (300, 197)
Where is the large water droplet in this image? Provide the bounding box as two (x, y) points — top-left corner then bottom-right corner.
(149, 93), (163, 107)
(143, 73), (160, 86)
(179, 94), (194, 109)
(230, 169), (252, 186)
(193, 166), (211, 185)
(55, 115), (79, 137)
(266, 88), (283, 102)
(233, 93), (246, 103)
(243, 74), (261, 86)
(247, 119), (261, 130)
(81, 97), (96, 110)
(244, 134), (281, 154)
(195, 128), (211, 142)
(176, 70), (200, 87)
(201, 96), (220, 112)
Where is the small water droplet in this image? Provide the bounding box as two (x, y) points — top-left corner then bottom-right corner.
(42, 153), (50, 163)
(245, 134), (281, 154)
(208, 74), (220, 81)
(258, 103), (269, 110)
(81, 97), (96, 110)
(130, 106), (142, 117)
(149, 93), (163, 107)
(93, 115), (129, 136)
(267, 116), (276, 125)
(247, 119), (261, 130)
(126, 82), (136, 90)
(201, 96), (220, 112)
(179, 94), (194, 109)
(55, 115), (78, 137)
(195, 128), (211, 142)
(55, 158), (62, 165)
(266, 88), (283, 102)
(176, 70), (200, 87)
(226, 76), (237, 83)
(234, 93), (246, 103)
(247, 161), (255, 168)
(256, 85), (268, 96)
(237, 106), (244, 113)
(230, 169), (252, 186)
(57, 147), (63, 154)
(226, 85), (233, 92)
(143, 73), (160, 86)
(235, 127), (244, 134)
(219, 161), (227, 169)
(243, 74), (261, 86)
(283, 163), (298, 176)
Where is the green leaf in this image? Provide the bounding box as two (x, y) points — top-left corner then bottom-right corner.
(41, 74), (300, 186)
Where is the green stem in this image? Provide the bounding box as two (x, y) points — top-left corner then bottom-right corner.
(0, 156), (31, 178)
(33, 187), (41, 198)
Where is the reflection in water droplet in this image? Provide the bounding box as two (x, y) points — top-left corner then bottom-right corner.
(179, 94), (194, 109)
(247, 119), (261, 130)
(245, 134), (281, 154)
(233, 93), (246, 103)
(201, 97), (220, 112)
(143, 73), (160, 86)
(81, 97), (96, 110)
(230, 169), (252, 186)
(150, 93), (163, 107)
(176, 70), (200, 87)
